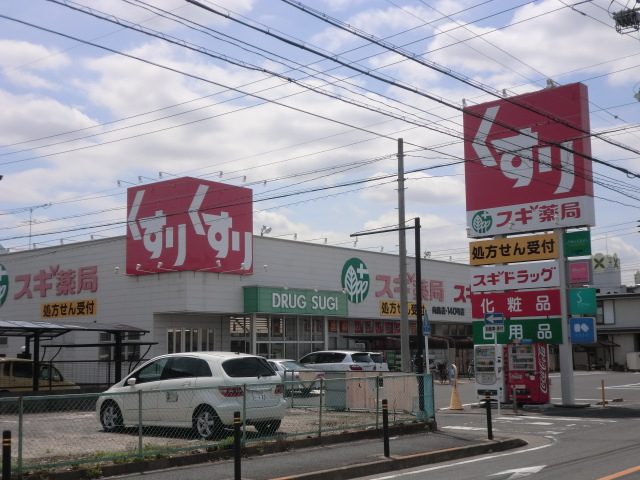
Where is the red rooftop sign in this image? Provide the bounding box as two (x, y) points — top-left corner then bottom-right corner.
(126, 177), (253, 275)
(464, 83), (595, 237)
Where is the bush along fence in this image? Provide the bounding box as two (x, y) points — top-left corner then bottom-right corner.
(0, 372), (434, 476)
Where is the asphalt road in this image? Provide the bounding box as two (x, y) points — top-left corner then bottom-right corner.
(97, 371), (640, 480)
(351, 370), (640, 480)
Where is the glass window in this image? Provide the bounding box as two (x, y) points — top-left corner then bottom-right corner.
(167, 329), (174, 354)
(201, 329), (214, 351)
(174, 330), (182, 354)
(285, 316), (297, 339)
(13, 362), (32, 378)
(222, 357), (274, 378)
(256, 317), (268, 338)
(135, 357), (170, 384)
(165, 356), (211, 379)
(230, 316), (250, 337)
(271, 317), (284, 338)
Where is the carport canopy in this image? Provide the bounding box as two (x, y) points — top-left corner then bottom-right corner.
(0, 320), (151, 390)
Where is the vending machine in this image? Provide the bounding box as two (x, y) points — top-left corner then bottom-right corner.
(504, 343), (550, 404)
(474, 344), (506, 403)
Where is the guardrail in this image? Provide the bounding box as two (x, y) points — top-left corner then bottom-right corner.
(0, 373), (434, 477)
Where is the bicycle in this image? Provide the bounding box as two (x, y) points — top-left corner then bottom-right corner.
(467, 364), (475, 380)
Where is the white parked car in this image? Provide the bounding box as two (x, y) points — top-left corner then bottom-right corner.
(298, 350), (376, 371)
(97, 352), (286, 438)
(267, 359), (325, 395)
(366, 352), (390, 372)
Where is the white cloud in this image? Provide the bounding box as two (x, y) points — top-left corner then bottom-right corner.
(0, 40), (70, 89)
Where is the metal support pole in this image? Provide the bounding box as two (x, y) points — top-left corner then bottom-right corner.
(234, 411), (241, 480)
(414, 218), (425, 415)
(382, 399), (390, 457)
(2, 430), (11, 480)
(485, 394), (493, 440)
(556, 227), (575, 405)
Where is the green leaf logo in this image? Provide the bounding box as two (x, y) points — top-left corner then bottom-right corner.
(341, 258), (369, 303)
(0, 265), (8, 307)
(471, 211), (492, 234)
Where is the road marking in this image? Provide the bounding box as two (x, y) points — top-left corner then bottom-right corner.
(496, 416), (615, 423)
(441, 426), (485, 431)
(489, 465), (545, 478)
(365, 438), (555, 479)
(605, 383), (640, 389)
(596, 465), (640, 479)
(499, 415), (617, 423)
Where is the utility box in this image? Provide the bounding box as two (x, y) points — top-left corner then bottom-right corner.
(626, 352), (640, 371)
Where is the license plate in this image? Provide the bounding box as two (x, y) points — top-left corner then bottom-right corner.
(253, 392), (267, 401)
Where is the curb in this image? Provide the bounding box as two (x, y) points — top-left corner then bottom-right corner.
(270, 438), (528, 480)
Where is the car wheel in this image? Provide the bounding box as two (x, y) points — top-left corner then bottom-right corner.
(254, 419), (281, 436)
(100, 401), (124, 432)
(193, 406), (222, 440)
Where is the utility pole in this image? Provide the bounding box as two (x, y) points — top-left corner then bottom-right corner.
(27, 203), (51, 250)
(397, 139), (411, 372)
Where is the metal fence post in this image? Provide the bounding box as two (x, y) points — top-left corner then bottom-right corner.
(3, 430), (11, 480)
(234, 411), (241, 480)
(242, 384), (247, 441)
(318, 377), (324, 437)
(382, 399), (389, 458)
(138, 390), (143, 460)
(376, 374), (381, 429)
(485, 394), (493, 440)
(17, 397), (23, 474)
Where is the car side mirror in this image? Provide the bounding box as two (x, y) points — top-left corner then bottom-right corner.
(127, 378), (137, 386)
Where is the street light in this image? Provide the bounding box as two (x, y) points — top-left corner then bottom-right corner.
(351, 218), (427, 416)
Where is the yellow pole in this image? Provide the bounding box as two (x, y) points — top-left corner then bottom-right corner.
(449, 364), (463, 410)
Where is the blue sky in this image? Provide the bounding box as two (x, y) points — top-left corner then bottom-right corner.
(1, 0), (640, 284)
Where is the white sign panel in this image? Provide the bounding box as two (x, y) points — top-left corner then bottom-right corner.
(471, 261), (560, 292)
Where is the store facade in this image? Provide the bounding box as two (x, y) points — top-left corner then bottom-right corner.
(0, 177), (473, 380)
(0, 232), (473, 374)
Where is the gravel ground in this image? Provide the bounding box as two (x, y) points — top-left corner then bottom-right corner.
(0, 403), (413, 470)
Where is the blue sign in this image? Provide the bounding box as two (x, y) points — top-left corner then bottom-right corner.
(422, 320), (431, 336)
(570, 317), (596, 343)
(484, 313), (504, 325)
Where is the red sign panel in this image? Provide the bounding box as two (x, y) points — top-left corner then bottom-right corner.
(126, 177), (253, 275)
(464, 83), (594, 237)
(470, 289), (561, 319)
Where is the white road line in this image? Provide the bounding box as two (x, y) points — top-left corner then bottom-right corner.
(366, 437), (556, 479)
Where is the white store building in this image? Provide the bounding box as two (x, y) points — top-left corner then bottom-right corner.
(0, 230), (473, 387)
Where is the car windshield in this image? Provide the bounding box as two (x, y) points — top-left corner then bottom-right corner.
(351, 353), (373, 363)
(222, 357), (276, 378)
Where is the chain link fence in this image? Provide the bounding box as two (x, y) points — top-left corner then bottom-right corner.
(0, 373), (434, 475)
